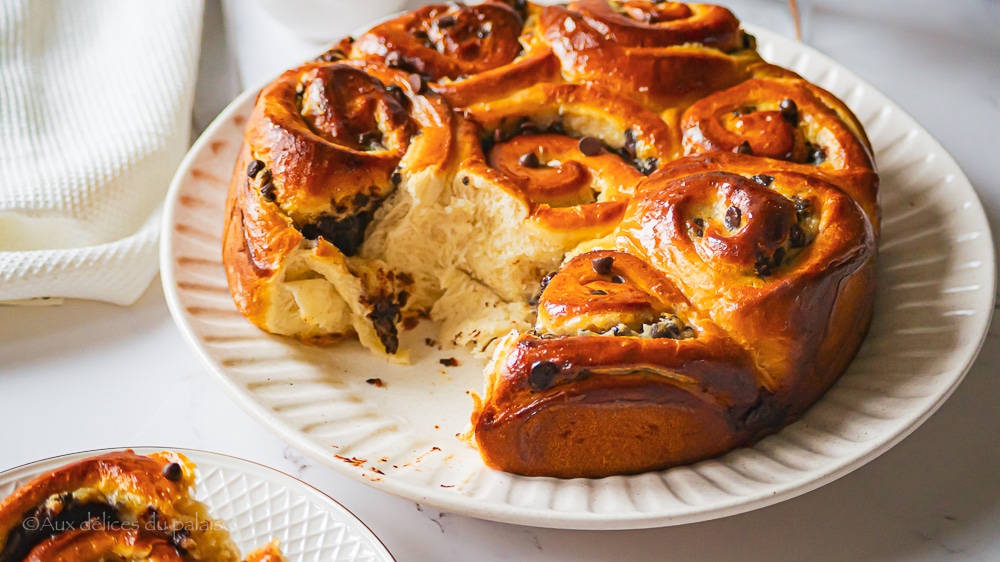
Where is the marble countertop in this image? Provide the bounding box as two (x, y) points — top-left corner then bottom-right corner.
(3, 1), (999, 560)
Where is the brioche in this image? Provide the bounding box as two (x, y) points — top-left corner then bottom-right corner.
(0, 450), (286, 561)
(223, 0), (878, 478)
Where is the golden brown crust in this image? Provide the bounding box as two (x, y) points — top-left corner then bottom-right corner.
(0, 450), (244, 562)
(350, 2), (563, 108)
(23, 529), (186, 562)
(0, 451), (192, 557)
(0, 451), (285, 562)
(568, 0), (745, 50)
(223, 59), (453, 353)
(474, 330), (762, 477)
(459, 81), (676, 236)
(539, 1), (761, 111)
(226, 0), (880, 479)
(680, 76), (879, 228)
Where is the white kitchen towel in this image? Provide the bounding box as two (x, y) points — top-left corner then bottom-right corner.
(0, 0), (204, 305)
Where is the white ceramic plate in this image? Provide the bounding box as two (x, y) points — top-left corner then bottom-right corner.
(160, 26), (995, 530)
(0, 448), (394, 561)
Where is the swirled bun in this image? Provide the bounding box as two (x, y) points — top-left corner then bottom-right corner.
(224, 0), (879, 478)
(0, 450), (271, 561)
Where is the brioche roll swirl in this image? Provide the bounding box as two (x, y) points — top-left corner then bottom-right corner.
(681, 77), (879, 226)
(540, 1), (761, 110)
(568, 0), (744, 49)
(350, 2), (561, 107)
(0, 451), (240, 562)
(461, 82), (676, 236)
(223, 60), (454, 355)
(620, 165), (876, 394)
(472, 298), (760, 478)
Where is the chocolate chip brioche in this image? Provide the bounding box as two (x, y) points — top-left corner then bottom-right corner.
(223, 0), (878, 478)
(0, 450), (284, 561)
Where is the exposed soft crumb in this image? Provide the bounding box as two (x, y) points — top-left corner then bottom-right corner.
(366, 377), (384, 387)
(439, 357), (459, 367)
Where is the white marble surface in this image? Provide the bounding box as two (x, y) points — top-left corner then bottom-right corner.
(3, 1), (1000, 560)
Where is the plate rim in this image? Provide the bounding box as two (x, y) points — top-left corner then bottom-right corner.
(0, 446), (396, 561)
(159, 24), (996, 530)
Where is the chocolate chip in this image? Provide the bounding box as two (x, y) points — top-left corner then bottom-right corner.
(437, 15), (456, 27)
(690, 217), (704, 237)
(260, 182), (277, 201)
(650, 316), (683, 339)
(171, 528), (194, 552)
(368, 298), (401, 354)
(611, 275), (625, 284)
(493, 128), (509, 144)
(610, 324), (634, 337)
(247, 159), (264, 178)
(519, 152), (540, 168)
(539, 271), (556, 294)
(519, 119), (539, 135)
(622, 128), (637, 159)
(162, 462), (182, 482)
(793, 196), (812, 219)
(590, 289), (608, 295)
(461, 176), (470, 185)
(639, 157), (658, 176)
(735, 141), (753, 155)
(385, 84), (405, 103)
(301, 224), (318, 240)
(754, 252), (773, 277)
(751, 174), (774, 186)
(591, 255), (614, 275)
(578, 136), (603, 156)
(771, 246), (786, 268)
(808, 144), (827, 165)
(528, 360), (559, 391)
(652, 324), (680, 339)
(779, 98), (799, 125)
(316, 48), (346, 62)
(408, 73), (426, 94)
(439, 357), (459, 367)
(358, 130), (383, 150)
(789, 223), (806, 248)
(725, 205), (742, 230)
(391, 171), (402, 186)
(366, 377), (384, 387)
